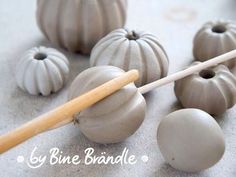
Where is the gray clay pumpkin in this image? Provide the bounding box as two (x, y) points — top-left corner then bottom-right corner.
(174, 62), (236, 115)
(16, 47), (69, 96)
(36, 0), (127, 54)
(68, 66), (146, 144)
(90, 29), (169, 87)
(193, 20), (236, 71)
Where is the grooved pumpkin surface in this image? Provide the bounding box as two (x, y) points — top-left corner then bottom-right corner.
(193, 20), (236, 70)
(16, 47), (70, 96)
(175, 63), (236, 115)
(68, 66), (146, 144)
(90, 29), (169, 87)
(36, 0), (127, 54)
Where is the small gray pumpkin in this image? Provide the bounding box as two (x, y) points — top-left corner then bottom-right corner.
(68, 66), (146, 144)
(16, 47), (69, 96)
(193, 20), (236, 71)
(174, 62), (236, 115)
(90, 29), (169, 87)
(36, 0), (127, 54)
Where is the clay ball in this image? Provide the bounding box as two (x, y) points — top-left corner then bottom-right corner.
(68, 66), (146, 144)
(157, 109), (225, 172)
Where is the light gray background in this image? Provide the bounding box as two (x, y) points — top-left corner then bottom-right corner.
(0, 0), (236, 177)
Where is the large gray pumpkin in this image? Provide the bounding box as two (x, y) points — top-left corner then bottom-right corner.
(68, 66), (146, 144)
(36, 0), (127, 54)
(90, 29), (169, 87)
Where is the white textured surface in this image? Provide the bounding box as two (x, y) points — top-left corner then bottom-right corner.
(0, 0), (236, 177)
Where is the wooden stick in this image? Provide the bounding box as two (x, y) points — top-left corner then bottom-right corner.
(0, 70), (139, 154)
(51, 50), (236, 129)
(139, 50), (236, 94)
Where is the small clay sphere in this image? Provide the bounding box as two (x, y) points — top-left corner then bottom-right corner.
(193, 20), (236, 71)
(175, 62), (236, 115)
(90, 28), (169, 87)
(157, 109), (225, 172)
(68, 66), (146, 144)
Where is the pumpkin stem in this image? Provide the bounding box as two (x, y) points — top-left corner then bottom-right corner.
(126, 30), (139, 40)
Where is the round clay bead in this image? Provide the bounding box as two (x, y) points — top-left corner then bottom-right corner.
(36, 0), (127, 54)
(174, 62), (236, 115)
(90, 29), (169, 87)
(68, 66), (146, 144)
(193, 20), (236, 71)
(16, 46), (69, 96)
(157, 109), (225, 172)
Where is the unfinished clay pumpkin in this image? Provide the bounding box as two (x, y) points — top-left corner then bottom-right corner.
(174, 62), (236, 115)
(36, 0), (127, 54)
(90, 29), (169, 87)
(157, 109), (225, 172)
(193, 20), (236, 71)
(16, 47), (69, 96)
(68, 66), (146, 144)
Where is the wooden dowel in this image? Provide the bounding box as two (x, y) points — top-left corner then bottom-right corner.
(0, 70), (139, 154)
(51, 50), (236, 129)
(139, 50), (236, 94)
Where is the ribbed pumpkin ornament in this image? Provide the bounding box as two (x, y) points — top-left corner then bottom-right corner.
(16, 47), (70, 96)
(36, 0), (127, 54)
(193, 20), (236, 71)
(174, 62), (236, 115)
(68, 66), (146, 143)
(90, 29), (169, 87)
